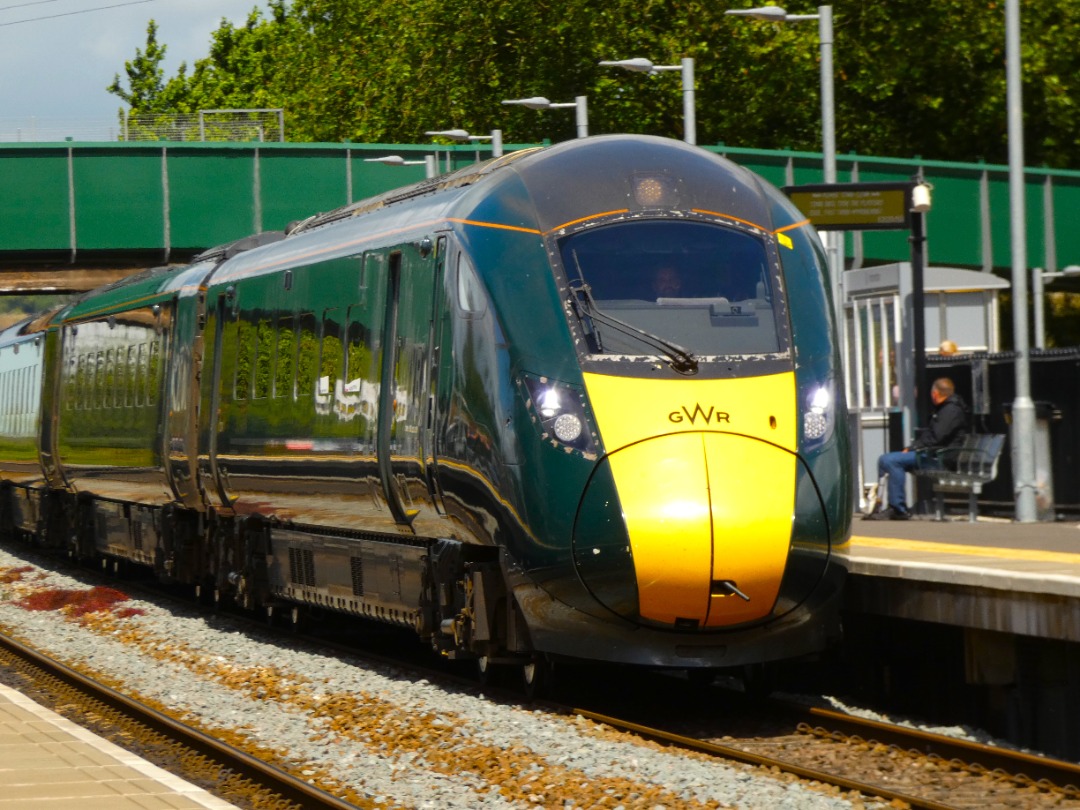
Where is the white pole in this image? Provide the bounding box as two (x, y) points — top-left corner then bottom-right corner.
(681, 58), (696, 145)
(575, 96), (589, 138)
(1006, 0), (1038, 522)
(1033, 267), (1046, 350)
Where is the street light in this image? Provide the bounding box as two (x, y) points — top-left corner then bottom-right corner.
(725, 6), (833, 183)
(726, 6), (840, 326)
(1004, 0), (1037, 521)
(364, 154), (436, 179)
(424, 128), (504, 158)
(598, 57), (696, 146)
(1032, 265), (1080, 349)
(501, 96), (588, 138)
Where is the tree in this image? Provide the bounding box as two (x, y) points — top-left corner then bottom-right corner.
(107, 20), (175, 111)
(109, 0), (1080, 169)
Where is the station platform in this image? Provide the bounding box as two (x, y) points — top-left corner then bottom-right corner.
(0, 682), (236, 809)
(842, 514), (1080, 642)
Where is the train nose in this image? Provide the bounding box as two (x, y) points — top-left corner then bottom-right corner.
(573, 432), (802, 628)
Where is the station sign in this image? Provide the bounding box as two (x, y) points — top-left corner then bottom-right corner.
(783, 181), (915, 231)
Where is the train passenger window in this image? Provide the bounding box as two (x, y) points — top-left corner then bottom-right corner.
(95, 351), (105, 409)
(254, 319), (273, 399)
(104, 348), (114, 409)
(86, 353), (96, 409)
(126, 345), (137, 407)
(296, 313), (318, 399)
(319, 309), (344, 400)
(234, 322), (254, 400)
(113, 348), (126, 409)
(134, 344), (146, 406)
(456, 252), (487, 315)
(147, 340), (160, 406)
(77, 354), (88, 410)
(345, 310), (372, 392)
(274, 316), (295, 399)
(65, 356), (76, 410)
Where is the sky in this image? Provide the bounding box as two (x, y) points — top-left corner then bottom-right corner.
(0, 0), (266, 139)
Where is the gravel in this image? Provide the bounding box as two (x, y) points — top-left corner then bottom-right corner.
(0, 544), (882, 810)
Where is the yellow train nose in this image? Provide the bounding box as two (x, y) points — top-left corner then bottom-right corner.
(605, 432), (797, 627)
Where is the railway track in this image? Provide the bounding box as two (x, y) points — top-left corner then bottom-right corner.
(5, 544), (1080, 810)
(0, 628), (358, 810)
(571, 695), (1080, 810)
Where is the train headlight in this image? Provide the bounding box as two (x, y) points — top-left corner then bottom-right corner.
(553, 413), (584, 443)
(803, 382), (835, 444)
(521, 374), (599, 456)
(630, 172), (678, 210)
(538, 388), (562, 418)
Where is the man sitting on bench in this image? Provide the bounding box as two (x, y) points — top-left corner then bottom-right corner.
(866, 377), (970, 521)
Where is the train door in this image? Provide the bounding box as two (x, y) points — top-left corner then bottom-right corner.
(376, 239), (443, 526)
(424, 236), (450, 512)
(163, 268), (214, 510)
(200, 288), (235, 510)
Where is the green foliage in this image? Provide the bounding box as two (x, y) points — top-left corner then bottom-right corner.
(107, 20), (181, 112)
(109, 1), (1080, 168)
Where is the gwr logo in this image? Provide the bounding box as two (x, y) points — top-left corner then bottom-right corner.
(668, 404), (731, 425)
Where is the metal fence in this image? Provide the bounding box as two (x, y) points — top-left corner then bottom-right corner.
(0, 118), (124, 143)
(0, 110), (285, 144)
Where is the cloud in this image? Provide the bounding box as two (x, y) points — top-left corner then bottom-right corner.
(0, 0), (266, 132)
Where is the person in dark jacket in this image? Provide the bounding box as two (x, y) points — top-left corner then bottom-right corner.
(866, 377), (969, 520)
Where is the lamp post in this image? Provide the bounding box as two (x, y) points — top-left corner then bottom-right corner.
(910, 179), (932, 433)
(598, 58), (696, 145)
(726, 6), (840, 327)
(501, 97), (588, 138)
(725, 6), (834, 182)
(1004, 0), (1037, 522)
(425, 128), (504, 158)
(364, 154), (435, 179)
(1032, 265), (1080, 349)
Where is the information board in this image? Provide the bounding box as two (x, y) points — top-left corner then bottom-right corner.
(783, 182), (914, 231)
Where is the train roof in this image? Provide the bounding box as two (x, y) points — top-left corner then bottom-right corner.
(499, 135), (776, 234)
(0, 307), (64, 345)
(289, 147), (542, 235)
(289, 135), (782, 238)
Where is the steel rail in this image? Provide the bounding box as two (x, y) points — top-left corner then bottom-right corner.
(574, 707), (959, 810)
(792, 702), (1080, 794)
(0, 629), (359, 810)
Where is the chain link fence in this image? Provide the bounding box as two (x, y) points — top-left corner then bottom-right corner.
(0, 109), (285, 143)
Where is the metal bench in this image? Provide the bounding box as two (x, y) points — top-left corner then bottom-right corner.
(915, 433), (1006, 522)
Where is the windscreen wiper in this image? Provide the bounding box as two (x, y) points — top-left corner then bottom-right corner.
(568, 279), (698, 375)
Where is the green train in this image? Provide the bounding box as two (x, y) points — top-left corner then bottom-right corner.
(0, 135), (851, 685)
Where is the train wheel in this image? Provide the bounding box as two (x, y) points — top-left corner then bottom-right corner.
(521, 656), (551, 700)
(477, 656), (499, 688)
(289, 606), (305, 634)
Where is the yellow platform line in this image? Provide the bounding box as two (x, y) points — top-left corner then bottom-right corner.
(850, 535), (1080, 566)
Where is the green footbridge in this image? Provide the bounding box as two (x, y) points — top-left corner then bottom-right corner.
(2, 140), (1079, 293)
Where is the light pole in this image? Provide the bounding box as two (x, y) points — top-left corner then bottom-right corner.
(726, 6), (840, 326)
(725, 6), (834, 182)
(1032, 265), (1080, 349)
(598, 58), (696, 145)
(501, 97), (588, 138)
(363, 154), (435, 179)
(425, 128), (504, 158)
(1004, 0), (1037, 522)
